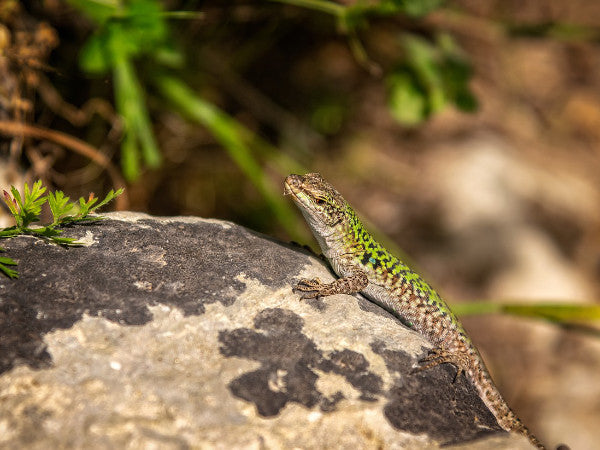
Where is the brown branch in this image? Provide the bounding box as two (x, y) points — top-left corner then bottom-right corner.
(0, 120), (129, 209)
(36, 75), (121, 133)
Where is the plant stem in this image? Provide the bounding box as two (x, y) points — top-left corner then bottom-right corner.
(268, 0), (344, 17)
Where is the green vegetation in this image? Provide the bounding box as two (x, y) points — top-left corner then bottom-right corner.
(68, 0), (170, 180)
(387, 33), (477, 125)
(63, 0), (472, 238)
(0, 181), (123, 278)
(454, 301), (600, 335)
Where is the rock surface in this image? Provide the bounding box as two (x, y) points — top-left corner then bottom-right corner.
(0, 212), (533, 449)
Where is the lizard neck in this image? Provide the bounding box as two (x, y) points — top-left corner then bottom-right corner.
(300, 204), (362, 262)
(321, 207), (369, 275)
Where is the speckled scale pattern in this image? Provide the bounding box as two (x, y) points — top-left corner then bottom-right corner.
(284, 173), (545, 450)
(338, 205), (470, 346)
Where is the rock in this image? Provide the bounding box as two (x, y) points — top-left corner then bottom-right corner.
(0, 212), (533, 449)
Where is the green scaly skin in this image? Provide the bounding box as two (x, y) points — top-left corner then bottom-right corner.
(285, 173), (544, 449)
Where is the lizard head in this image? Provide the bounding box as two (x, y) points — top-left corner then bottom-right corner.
(284, 173), (350, 232)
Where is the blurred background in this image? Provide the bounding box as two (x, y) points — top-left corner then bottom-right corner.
(2, 1), (600, 448)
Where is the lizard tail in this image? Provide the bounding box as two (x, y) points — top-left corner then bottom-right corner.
(468, 364), (546, 449)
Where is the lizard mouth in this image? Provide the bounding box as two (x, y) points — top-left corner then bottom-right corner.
(283, 174), (302, 197)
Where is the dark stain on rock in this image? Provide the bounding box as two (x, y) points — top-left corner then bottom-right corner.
(371, 340), (504, 444)
(219, 308), (383, 416)
(0, 218), (312, 375)
(325, 349), (381, 401)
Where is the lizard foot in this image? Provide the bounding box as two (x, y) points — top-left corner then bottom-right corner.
(414, 348), (471, 383)
(294, 272), (368, 300)
(294, 278), (328, 299)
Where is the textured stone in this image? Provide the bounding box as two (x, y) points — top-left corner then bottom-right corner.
(0, 212), (533, 449)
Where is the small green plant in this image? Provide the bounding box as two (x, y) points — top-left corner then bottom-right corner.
(0, 180), (123, 278)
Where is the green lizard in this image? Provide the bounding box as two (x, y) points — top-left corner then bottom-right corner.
(284, 172), (545, 449)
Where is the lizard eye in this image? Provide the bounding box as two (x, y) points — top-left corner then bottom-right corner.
(315, 198), (326, 205)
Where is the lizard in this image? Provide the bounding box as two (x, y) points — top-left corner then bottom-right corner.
(284, 172), (545, 449)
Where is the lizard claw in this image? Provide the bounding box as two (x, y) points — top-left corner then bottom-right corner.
(293, 278), (325, 299)
(293, 272), (368, 300)
(414, 348), (468, 383)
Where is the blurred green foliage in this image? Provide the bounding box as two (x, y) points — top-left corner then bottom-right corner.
(63, 0), (473, 239)
(156, 74), (305, 238)
(358, 0), (443, 18)
(454, 302), (600, 334)
(68, 0), (169, 180)
(387, 33), (477, 126)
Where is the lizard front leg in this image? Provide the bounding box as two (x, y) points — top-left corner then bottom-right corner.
(294, 271), (368, 299)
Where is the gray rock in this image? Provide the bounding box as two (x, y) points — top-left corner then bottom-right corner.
(0, 212), (533, 449)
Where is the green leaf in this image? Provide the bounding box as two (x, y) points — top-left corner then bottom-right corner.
(121, 132), (140, 181)
(77, 0), (168, 73)
(387, 72), (427, 126)
(387, 33), (477, 125)
(28, 227), (80, 245)
(390, 0), (444, 17)
(124, 0), (167, 53)
(90, 188), (124, 213)
(66, 188), (123, 222)
(112, 53), (162, 179)
(0, 248), (18, 278)
(402, 34), (446, 114)
(24, 180), (48, 209)
(79, 32), (111, 74)
(50, 236), (81, 245)
(0, 227), (19, 238)
(61, 188), (123, 223)
(9, 181), (46, 228)
(344, 0), (443, 22)
(28, 226), (62, 238)
(10, 186), (24, 212)
(503, 303), (600, 322)
(66, 0), (118, 25)
(0, 262), (18, 279)
(48, 190), (75, 225)
(2, 190), (20, 224)
(454, 302), (600, 322)
(76, 194), (98, 219)
(386, 36), (442, 126)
